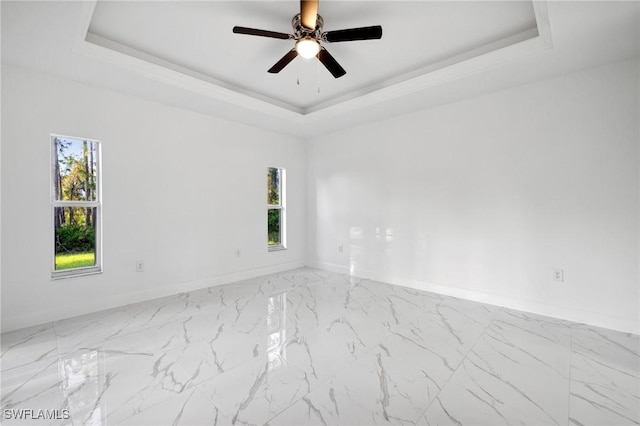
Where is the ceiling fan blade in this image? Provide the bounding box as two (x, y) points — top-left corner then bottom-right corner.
(324, 25), (383, 42)
(300, 0), (318, 30)
(317, 47), (346, 78)
(268, 49), (299, 73)
(233, 26), (292, 40)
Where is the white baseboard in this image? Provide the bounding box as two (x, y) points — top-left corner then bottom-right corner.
(307, 261), (639, 335)
(2, 260), (306, 333)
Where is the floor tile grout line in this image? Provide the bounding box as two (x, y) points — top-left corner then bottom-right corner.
(416, 305), (503, 421)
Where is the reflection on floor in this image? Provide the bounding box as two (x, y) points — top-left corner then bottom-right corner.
(2, 268), (639, 425)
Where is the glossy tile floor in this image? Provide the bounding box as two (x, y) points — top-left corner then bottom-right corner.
(1, 268), (639, 426)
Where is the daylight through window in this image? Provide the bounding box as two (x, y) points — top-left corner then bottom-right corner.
(267, 167), (286, 250)
(52, 136), (102, 278)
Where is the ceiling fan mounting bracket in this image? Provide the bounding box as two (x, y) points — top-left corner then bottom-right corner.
(291, 13), (324, 40)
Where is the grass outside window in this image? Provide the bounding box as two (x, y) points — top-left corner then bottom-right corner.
(55, 252), (95, 270)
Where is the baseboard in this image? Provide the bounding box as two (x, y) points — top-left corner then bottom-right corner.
(306, 260), (351, 276)
(307, 261), (639, 335)
(1, 260), (306, 333)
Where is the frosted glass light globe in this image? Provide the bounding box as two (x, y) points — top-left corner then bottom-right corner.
(296, 37), (320, 59)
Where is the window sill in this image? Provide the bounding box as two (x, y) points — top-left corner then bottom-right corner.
(51, 267), (103, 280)
(268, 245), (287, 252)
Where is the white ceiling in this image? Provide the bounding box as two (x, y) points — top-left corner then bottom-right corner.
(87, 1), (537, 111)
(2, 1), (639, 138)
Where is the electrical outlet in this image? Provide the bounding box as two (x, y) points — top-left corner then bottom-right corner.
(338, 244), (344, 253)
(553, 268), (564, 282)
(136, 261), (145, 272)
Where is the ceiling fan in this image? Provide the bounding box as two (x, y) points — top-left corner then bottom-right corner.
(232, 0), (382, 78)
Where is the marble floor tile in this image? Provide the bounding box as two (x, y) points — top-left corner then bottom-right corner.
(569, 325), (640, 426)
(422, 308), (572, 425)
(1, 357), (70, 426)
(1, 323), (58, 372)
(387, 295), (498, 372)
(266, 384), (391, 426)
(325, 333), (458, 424)
(282, 316), (390, 387)
(158, 327), (268, 388)
(56, 345), (200, 425)
(53, 306), (157, 356)
(1, 268), (639, 426)
(197, 357), (311, 426)
(117, 387), (231, 426)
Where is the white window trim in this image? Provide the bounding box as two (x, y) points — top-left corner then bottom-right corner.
(268, 167), (286, 251)
(51, 134), (103, 279)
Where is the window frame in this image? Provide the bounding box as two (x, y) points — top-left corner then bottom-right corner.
(50, 134), (103, 279)
(267, 167), (286, 251)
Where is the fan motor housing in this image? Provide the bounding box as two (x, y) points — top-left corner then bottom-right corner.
(292, 13), (324, 40)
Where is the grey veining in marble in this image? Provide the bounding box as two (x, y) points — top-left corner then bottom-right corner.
(1, 268), (638, 425)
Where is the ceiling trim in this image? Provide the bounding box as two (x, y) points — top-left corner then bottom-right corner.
(72, 1), (304, 122)
(72, 1), (552, 122)
(306, 27), (545, 120)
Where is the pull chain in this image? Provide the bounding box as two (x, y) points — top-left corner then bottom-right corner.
(316, 56), (320, 94)
(296, 57), (300, 85)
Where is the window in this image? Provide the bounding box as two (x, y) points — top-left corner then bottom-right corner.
(51, 135), (101, 278)
(267, 167), (286, 250)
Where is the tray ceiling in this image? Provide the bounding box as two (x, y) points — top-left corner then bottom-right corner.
(2, 1), (638, 138)
(85, 1), (540, 113)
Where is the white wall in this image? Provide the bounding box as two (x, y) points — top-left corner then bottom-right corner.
(3, 59), (638, 334)
(1, 65), (306, 332)
(308, 59), (640, 334)
(0, 6), (3, 334)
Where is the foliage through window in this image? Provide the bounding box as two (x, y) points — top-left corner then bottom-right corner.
(52, 136), (101, 277)
(267, 167), (286, 250)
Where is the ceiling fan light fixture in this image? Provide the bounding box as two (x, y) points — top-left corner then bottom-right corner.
(295, 37), (320, 59)
(233, 1), (382, 78)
